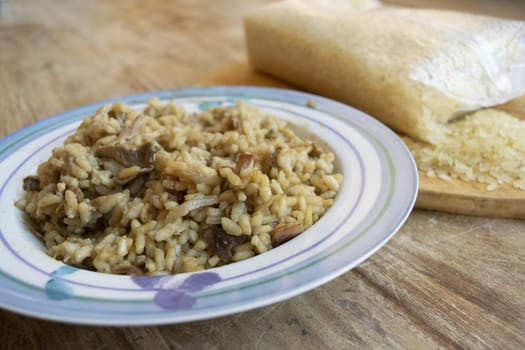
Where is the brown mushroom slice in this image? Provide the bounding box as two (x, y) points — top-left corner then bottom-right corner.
(261, 147), (281, 175)
(95, 142), (157, 171)
(202, 226), (250, 264)
(23, 176), (41, 191)
(235, 153), (254, 174)
(308, 143), (322, 158)
(271, 223), (304, 247)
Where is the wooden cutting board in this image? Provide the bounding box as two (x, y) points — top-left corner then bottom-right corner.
(197, 62), (525, 218)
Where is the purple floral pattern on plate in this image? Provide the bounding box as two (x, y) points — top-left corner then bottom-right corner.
(132, 272), (221, 310)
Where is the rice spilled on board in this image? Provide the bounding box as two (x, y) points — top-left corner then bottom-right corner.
(404, 109), (525, 191)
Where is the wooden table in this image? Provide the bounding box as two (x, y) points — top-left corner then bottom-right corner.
(1, 1), (524, 349)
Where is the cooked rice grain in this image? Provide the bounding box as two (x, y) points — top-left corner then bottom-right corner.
(16, 99), (342, 275)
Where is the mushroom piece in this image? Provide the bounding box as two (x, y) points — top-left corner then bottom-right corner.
(23, 176), (41, 191)
(202, 226), (249, 264)
(261, 147), (281, 175)
(308, 143), (322, 158)
(95, 142), (158, 171)
(271, 223), (304, 247)
(94, 114), (158, 172)
(235, 153), (254, 174)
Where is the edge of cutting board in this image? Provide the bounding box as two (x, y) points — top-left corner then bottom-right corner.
(196, 62), (525, 218)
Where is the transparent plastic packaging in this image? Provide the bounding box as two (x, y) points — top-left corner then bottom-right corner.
(244, 0), (525, 143)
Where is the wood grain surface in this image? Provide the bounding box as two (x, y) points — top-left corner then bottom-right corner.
(199, 63), (525, 219)
(1, 1), (524, 349)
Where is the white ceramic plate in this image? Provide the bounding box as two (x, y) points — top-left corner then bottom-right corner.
(0, 86), (417, 325)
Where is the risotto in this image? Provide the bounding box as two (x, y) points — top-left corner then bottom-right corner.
(15, 99), (343, 275)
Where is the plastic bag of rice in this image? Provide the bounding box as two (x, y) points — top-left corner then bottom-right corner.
(244, 0), (525, 144)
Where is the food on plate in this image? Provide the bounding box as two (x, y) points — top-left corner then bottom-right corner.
(15, 99), (343, 275)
